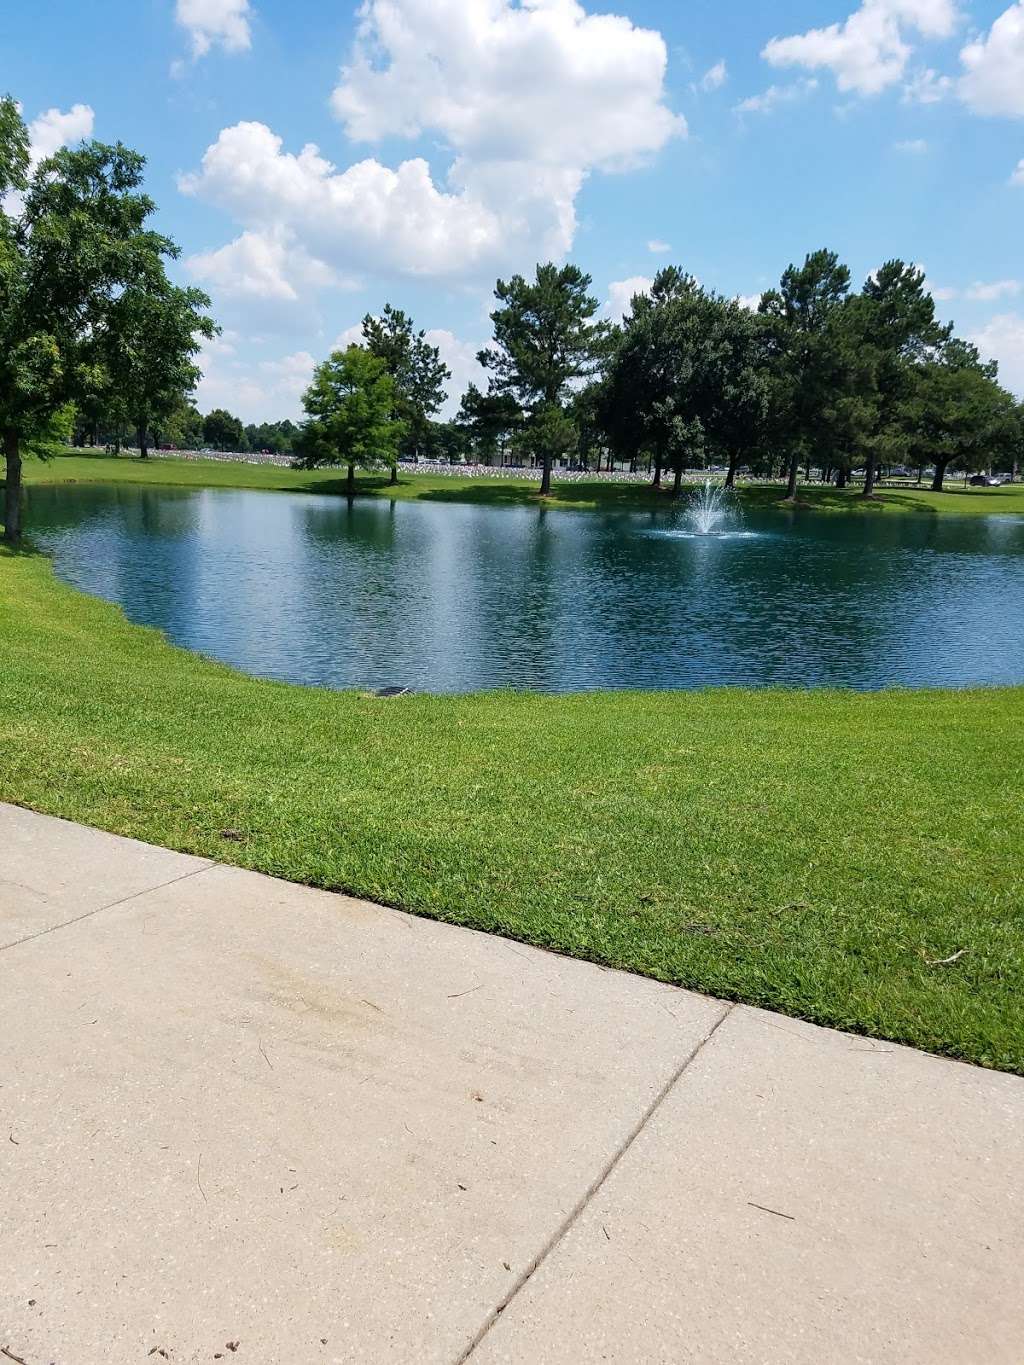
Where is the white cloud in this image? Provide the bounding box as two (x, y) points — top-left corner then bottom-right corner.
(26, 104), (95, 167)
(187, 227), (343, 302)
(1012, 158), (1024, 184)
(195, 343), (316, 424)
(893, 137), (929, 152)
(965, 279), (1021, 301)
(647, 239), (672, 254)
(763, 0), (959, 97)
(176, 0), (252, 60)
(699, 60), (728, 92)
(736, 293), (763, 311)
(902, 66), (953, 101)
(930, 283), (958, 300)
(181, 123), (516, 286)
(425, 329), (488, 418)
(959, 2), (1024, 116)
(605, 276), (653, 321)
(735, 79), (818, 115)
(968, 313), (1024, 395)
(183, 1), (683, 318)
(332, 0), (684, 170)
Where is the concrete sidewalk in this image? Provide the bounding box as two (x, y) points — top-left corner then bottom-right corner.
(1, 803), (1022, 1365)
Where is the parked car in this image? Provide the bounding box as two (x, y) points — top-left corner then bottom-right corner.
(969, 474), (1003, 487)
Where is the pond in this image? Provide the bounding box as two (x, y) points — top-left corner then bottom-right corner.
(25, 482), (1024, 694)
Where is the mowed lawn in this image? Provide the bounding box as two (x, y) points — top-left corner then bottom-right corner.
(1, 540), (1022, 1072)
(23, 449), (1024, 517)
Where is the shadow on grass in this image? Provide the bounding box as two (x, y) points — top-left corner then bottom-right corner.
(294, 474), (676, 512)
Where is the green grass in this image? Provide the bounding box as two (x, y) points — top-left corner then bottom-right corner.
(1, 540), (1022, 1071)
(21, 449), (1024, 517)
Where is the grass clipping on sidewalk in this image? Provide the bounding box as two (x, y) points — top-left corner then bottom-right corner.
(1, 542), (1022, 1072)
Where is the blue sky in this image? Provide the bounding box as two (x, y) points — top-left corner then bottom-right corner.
(5, 0), (1023, 420)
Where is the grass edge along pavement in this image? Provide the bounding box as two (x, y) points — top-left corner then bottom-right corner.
(1, 540), (1022, 1073)
(18, 449), (1024, 517)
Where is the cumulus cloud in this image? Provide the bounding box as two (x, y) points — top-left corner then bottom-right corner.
(195, 343), (316, 424)
(763, 0), (959, 97)
(605, 276), (653, 321)
(26, 103), (95, 166)
(959, 2), (1024, 116)
(332, 0), (683, 169)
(182, 0), (682, 318)
(648, 239), (671, 254)
(175, 0), (252, 60)
(179, 122), (529, 290)
(968, 313), (1024, 394)
(1013, 158), (1024, 184)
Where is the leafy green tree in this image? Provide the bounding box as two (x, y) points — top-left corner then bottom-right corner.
(106, 281), (215, 458)
(297, 346), (402, 496)
(202, 408), (247, 452)
(760, 249), (851, 500)
(710, 302), (770, 488)
(908, 341), (1018, 490)
(1, 97), (183, 542)
(363, 305), (450, 480)
(479, 264), (608, 495)
(425, 420), (470, 463)
(162, 398), (205, 450)
(601, 271), (763, 495)
(852, 261), (951, 497)
(456, 383), (522, 465)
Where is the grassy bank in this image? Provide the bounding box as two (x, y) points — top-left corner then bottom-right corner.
(1, 541), (1022, 1071)
(20, 450), (1024, 517)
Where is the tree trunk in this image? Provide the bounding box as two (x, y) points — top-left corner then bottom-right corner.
(390, 464), (399, 485)
(651, 456), (662, 489)
(724, 452), (739, 490)
(347, 463), (356, 498)
(931, 461), (948, 493)
(835, 466), (849, 489)
(3, 428), (22, 544)
(862, 453), (878, 498)
(784, 450), (800, 500)
(539, 452), (552, 497)
(672, 464), (684, 498)
(137, 425), (149, 460)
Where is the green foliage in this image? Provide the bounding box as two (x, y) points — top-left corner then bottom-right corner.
(457, 383), (523, 464)
(907, 340), (1019, 490)
(203, 408), (247, 451)
(0, 95), (213, 539)
(297, 346), (403, 481)
(362, 305), (450, 458)
(601, 270), (770, 492)
(479, 263), (608, 492)
(104, 280), (216, 456)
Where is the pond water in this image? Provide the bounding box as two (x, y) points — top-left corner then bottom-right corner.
(25, 482), (1024, 693)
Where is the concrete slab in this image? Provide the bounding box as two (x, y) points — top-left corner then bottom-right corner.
(471, 1004), (1024, 1365)
(0, 841), (724, 1365)
(0, 803), (211, 949)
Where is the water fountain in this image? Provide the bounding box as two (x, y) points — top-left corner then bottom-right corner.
(684, 480), (732, 535)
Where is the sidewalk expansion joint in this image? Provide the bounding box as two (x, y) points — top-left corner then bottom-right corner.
(455, 999), (737, 1364)
(0, 861), (218, 955)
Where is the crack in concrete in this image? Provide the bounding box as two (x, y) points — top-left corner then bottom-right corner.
(0, 862), (217, 955)
(455, 1001), (737, 1363)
